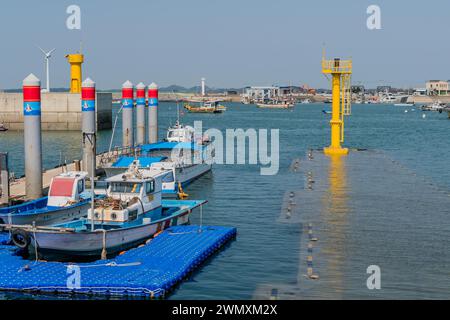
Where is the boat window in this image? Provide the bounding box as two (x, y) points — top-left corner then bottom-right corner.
(77, 179), (84, 194)
(110, 182), (142, 193)
(146, 181), (155, 194)
(49, 178), (75, 197)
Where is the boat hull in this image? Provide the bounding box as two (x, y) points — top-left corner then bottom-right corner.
(29, 208), (190, 257)
(0, 198), (90, 226)
(257, 103), (294, 109)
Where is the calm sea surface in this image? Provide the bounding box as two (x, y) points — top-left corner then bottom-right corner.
(0, 102), (449, 299)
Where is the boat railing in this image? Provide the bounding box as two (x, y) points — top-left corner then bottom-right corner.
(322, 58), (352, 74)
(0, 223), (76, 233)
(98, 145), (144, 166)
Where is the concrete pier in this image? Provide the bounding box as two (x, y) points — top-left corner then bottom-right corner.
(121, 80), (134, 147)
(254, 150), (450, 299)
(0, 92), (112, 130)
(23, 74), (43, 200)
(136, 82), (146, 145)
(148, 82), (158, 143)
(81, 78), (96, 175)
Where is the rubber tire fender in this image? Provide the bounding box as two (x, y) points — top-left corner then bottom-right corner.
(11, 229), (31, 249)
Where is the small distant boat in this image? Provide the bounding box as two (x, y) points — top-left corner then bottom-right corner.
(421, 101), (446, 111)
(0, 124), (8, 132)
(257, 100), (294, 109)
(184, 100), (226, 113)
(300, 99), (312, 104)
(0, 171), (97, 226)
(322, 110), (332, 114)
(4, 163), (207, 258)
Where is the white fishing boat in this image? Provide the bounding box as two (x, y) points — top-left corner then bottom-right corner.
(4, 163), (207, 258)
(0, 171), (96, 226)
(166, 120), (195, 143)
(421, 101), (446, 111)
(102, 122), (212, 197)
(257, 99), (294, 109)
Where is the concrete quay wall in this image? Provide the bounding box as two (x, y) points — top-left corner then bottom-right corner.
(0, 92), (112, 131)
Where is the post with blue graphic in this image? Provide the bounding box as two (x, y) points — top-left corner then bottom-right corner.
(23, 74), (43, 199)
(148, 82), (158, 143)
(136, 82), (146, 145)
(122, 80), (134, 147)
(81, 78), (96, 176)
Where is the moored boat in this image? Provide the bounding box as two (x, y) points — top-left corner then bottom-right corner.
(103, 141), (213, 197)
(101, 121), (213, 197)
(3, 163), (207, 258)
(257, 99), (294, 109)
(184, 100), (226, 113)
(421, 101), (446, 111)
(0, 171), (96, 226)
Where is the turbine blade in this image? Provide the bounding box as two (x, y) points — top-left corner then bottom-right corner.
(37, 46), (46, 55)
(48, 48), (56, 55)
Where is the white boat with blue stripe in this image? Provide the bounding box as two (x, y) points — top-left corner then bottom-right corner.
(3, 162), (207, 259)
(0, 171), (98, 226)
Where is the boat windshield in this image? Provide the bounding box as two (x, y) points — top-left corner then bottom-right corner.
(168, 130), (181, 138)
(110, 182), (142, 194)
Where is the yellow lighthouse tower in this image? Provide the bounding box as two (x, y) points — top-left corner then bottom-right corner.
(65, 53), (84, 93)
(322, 54), (352, 155)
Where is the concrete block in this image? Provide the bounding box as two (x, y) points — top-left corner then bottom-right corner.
(58, 112), (79, 123)
(67, 122), (81, 131)
(43, 122), (69, 131)
(67, 93), (82, 112)
(41, 112), (59, 123)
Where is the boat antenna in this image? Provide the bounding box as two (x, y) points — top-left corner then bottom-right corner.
(173, 90), (180, 125)
(109, 105), (124, 153)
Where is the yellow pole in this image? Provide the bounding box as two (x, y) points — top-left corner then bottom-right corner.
(65, 54), (84, 93)
(324, 73), (348, 155)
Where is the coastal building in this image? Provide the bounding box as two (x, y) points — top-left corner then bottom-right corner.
(413, 88), (427, 96)
(241, 86), (299, 104)
(426, 80), (450, 96)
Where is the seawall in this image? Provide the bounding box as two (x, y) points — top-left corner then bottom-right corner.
(0, 92), (112, 130)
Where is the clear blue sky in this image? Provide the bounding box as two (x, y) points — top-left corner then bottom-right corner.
(0, 0), (449, 89)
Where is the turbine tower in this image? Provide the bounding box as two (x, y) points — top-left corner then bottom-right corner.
(38, 46), (56, 93)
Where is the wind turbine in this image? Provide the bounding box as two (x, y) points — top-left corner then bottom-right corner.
(38, 46), (56, 93)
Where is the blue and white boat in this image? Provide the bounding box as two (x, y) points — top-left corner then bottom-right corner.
(103, 122), (213, 197)
(5, 162), (206, 258)
(0, 171), (95, 226)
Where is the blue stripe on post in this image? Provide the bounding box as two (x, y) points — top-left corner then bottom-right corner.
(23, 101), (41, 116)
(81, 100), (95, 112)
(149, 98), (158, 107)
(122, 98), (134, 109)
(136, 97), (146, 105)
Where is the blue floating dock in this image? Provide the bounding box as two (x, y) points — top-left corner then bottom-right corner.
(0, 225), (236, 298)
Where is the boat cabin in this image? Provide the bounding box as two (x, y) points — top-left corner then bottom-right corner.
(47, 172), (89, 207)
(88, 163), (170, 223)
(166, 121), (195, 143)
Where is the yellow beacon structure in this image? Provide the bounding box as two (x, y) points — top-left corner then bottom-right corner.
(65, 53), (84, 93)
(322, 54), (352, 155)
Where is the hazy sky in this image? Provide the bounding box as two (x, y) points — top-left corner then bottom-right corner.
(1, 0), (449, 89)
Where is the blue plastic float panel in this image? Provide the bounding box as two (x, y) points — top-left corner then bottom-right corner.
(0, 225), (236, 298)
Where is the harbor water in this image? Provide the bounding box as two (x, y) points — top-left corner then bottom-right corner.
(0, 103), (449, 299)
